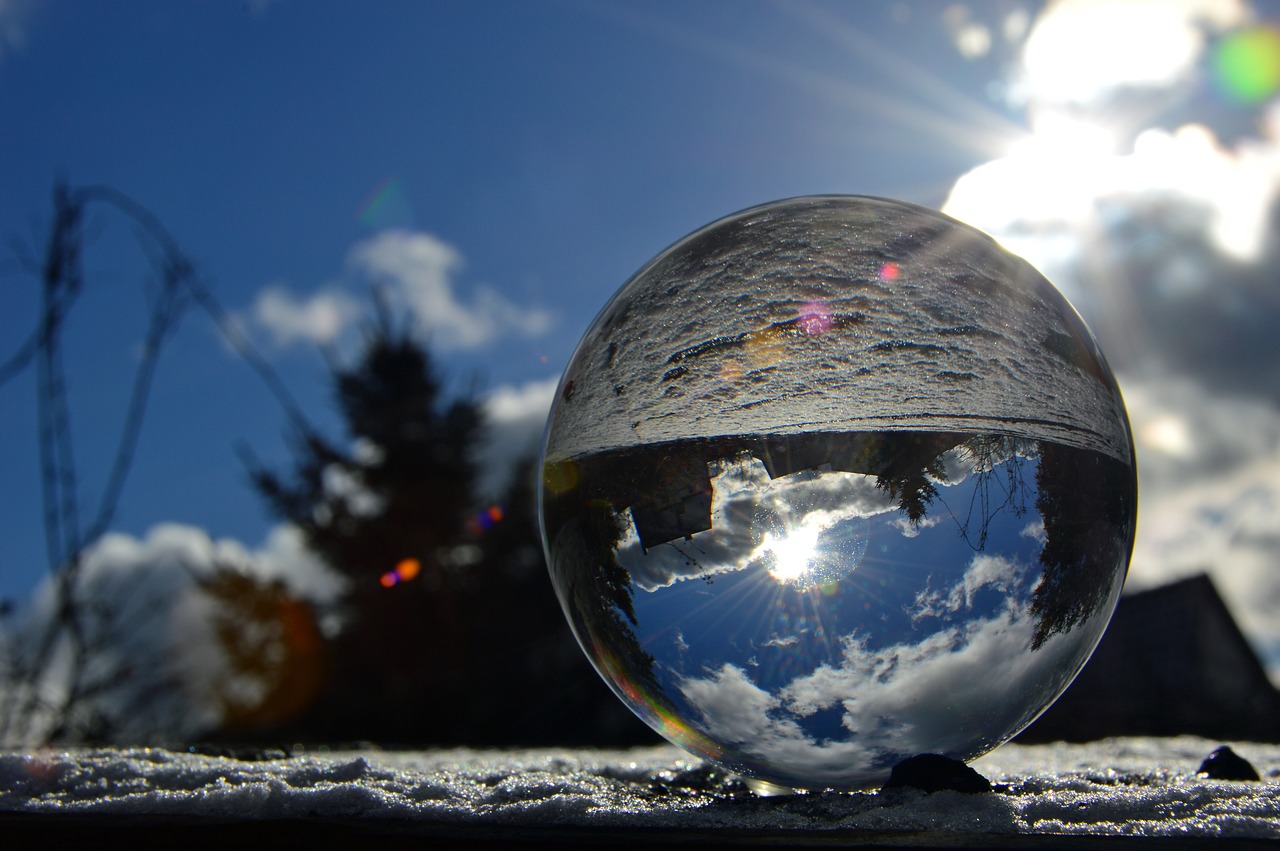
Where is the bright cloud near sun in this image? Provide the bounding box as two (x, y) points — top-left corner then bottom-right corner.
(616, 457), (897, 593)
(1019, 0), (1247, 105)
(946, 117), (1280, 280)
(947, 0), (1273, 269)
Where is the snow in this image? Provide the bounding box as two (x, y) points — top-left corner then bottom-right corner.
(2, 737), (1279, 840)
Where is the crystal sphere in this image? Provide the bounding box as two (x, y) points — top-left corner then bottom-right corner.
(539, 196), (1136, 791)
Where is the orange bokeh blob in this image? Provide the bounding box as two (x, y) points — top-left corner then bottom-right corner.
(380, 557), (422, 588)
(395, 557), (421, 581)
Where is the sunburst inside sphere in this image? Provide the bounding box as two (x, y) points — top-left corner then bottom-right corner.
(539, 196), (1136, 791)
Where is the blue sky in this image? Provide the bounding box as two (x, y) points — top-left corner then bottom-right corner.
(4, 0), (1280, 674)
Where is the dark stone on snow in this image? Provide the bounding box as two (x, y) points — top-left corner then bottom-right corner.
(1197, 745), (1260, 780)
(880, 754), (992, 794)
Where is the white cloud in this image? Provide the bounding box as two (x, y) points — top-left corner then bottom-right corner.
(474, 376), (559, 498)
(247, 230), (553, 353)
(251, 285), (362, 347)
(888, 514), (941, 538)
(1122, 375), (1280, 677)
(0, 0), (35, 63)
(1, 523), (344, 744)
(911, 553), (1022, 622)
(680, 664), (794, 743)
(483, 376), (559, 427)
(676, 564), (1099, 788)
(944, 119), (1280, 279)
(1020, 520), (1047, 544)
(243, 523), (349, 605)
(349, 230), (553, 350)
(1018, 0), (1246, 105)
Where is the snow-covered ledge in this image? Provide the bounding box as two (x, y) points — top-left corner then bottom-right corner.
(2, 738), (1279, 845)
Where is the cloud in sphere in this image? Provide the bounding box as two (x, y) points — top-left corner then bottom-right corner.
(617, 456), (897, 593)
(677, 558), (1083, 787)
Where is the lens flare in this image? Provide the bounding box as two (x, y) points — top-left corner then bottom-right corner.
(1214, 26), (1280, 104)
(380, 557), (422, 588)
(468, 504), (506, 536)
(798, 301), (834, 336)
(355, 177), (415, 230)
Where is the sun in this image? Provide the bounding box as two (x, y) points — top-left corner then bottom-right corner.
(760, 521), (822, 586)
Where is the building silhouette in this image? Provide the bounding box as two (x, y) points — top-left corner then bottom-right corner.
(1019, 573), (1280, 742)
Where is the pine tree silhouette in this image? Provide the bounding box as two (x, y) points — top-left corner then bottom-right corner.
(249, 311), (651, 745)
(249, 312), (485, 741)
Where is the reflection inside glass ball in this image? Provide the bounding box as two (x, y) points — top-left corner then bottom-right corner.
(539, 196), (1136, 791)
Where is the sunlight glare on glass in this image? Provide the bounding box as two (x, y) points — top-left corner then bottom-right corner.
(759, 521), (823, 587)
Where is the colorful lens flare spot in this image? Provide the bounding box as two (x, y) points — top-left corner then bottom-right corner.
(798, 301), (833, 336)
(542, 459), (580, 494)
(1214, 27), (1280, 104)
(379, 557), (421, 588)
(717, 359), (745, 384)
(879, 262), (900, 282)
(356, 177), (416, 230)
(744, 330), (785, 368)
(467, 504), (505, 535)
(595, 646), (723, 761)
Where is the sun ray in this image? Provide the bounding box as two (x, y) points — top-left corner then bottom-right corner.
(775, 0), (1029, 155)
(580, 0), (1029, 165)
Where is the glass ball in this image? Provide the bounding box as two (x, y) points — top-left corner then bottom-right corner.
(539, 196), (1136, 791)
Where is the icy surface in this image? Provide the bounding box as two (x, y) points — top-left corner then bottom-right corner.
(2, 737), (1279, 839)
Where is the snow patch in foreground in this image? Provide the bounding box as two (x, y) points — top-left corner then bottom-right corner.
(2, 738), (1279, 839)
